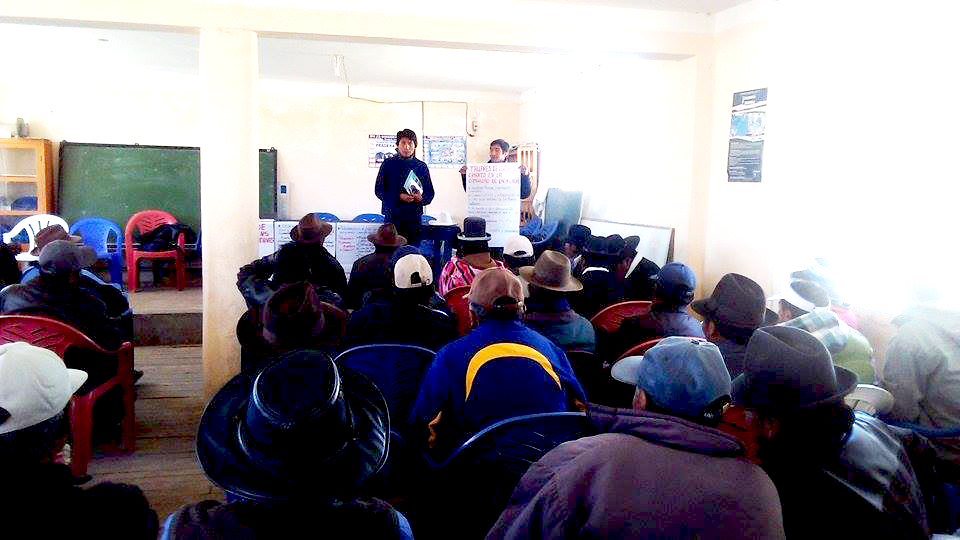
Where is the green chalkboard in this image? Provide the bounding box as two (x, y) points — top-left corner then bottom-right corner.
(58, 142), (277, 233)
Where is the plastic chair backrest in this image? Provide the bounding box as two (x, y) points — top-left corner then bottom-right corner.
(421, 214), (436, 224)
(353, 213), (385, 223)
(444, 286), (473, 336)
(530, 221), (560, 251)
(313, 212), (340, 222)
(70, 217), (123, 257)
(1, 214), (69, 262)
(543, 188), (583, 228)
(617, 337), (664, 361)
(590, 301), (653, 334)
(0, 314), (118, 358)
(335, 344), (436, 431)
(125, 209), (179, 243)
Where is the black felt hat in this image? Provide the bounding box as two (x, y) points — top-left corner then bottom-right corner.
(732, 325), (858, 410)
(458, 217), (491, 242)
(196, 350), (389, 503)
(692, 273), (776, 331)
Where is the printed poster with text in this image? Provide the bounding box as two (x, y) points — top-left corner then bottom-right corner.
(727, 87), (767, 182)
(466, 163), (521, 248)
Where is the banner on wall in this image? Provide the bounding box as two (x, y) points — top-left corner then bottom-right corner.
(273, 220), (337, 257)
(727, 87), (767, 182)
(258, 219), (276, 258)
(368, 134), (397, 168)
(424, 135), (467, 169)
(466, 162), (521, 248)
(334, 221), (381, 273)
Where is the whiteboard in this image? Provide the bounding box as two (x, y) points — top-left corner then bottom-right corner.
(579, 218), (674, 269)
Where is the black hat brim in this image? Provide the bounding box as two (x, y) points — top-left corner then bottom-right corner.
(731, 365), (858, 410)
(196, 366), (389, 503)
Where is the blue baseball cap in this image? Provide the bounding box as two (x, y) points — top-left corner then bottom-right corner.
(611, 337), (731, 419)
(655, 262), (696, 303)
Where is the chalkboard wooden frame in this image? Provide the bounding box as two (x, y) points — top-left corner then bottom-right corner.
(57, 141), (277, 234)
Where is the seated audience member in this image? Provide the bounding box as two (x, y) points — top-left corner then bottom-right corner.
(520, 250), (596, 352)
(438, 217), (505, 296)
(0, 239), (19, 287)
(691, 273), (776, 378)
(272, 213), (347, 299)
(562, 224), (590, 276)
(30, 224), (134, 342)
(347, 223), (406, 309)
(880, 299), (960, 482)
(163, 350), (413, 539)
(733, 326), (930, 539)
(791, 258), (859, 329)
(621, 243), (661, 302)
(487, 337), (785, 539)
(604, 262), (704, 359)
(502, 235), (534, 275)
(410, 268), (585, 451)
(237, 281), (346, 373)
(570, 235), (625, 319)
(1, 342), (158, 539)
(774, 279), (875, 383)
(345, 250), (456, 351)
(1, 240), (125, 350)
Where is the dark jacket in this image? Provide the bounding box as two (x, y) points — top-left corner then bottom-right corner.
(622, 257), (660, 301)
(715, 336), (749, 379)
(374, 155), (435, 226)
(345, 298), (457, 352)
(603, 305), (704, 359)
(273, 241), (347, 300)
(162, 497), (413, 539)
(571, 267), (621, 320)
(760, 412), (931, 539)
(524, 296), (596, 352)
(486, 405), (785, 539)
(7, 462), (157, 539)
(347, 249), (395, 309)
(0, 242), (20, 287)
(0, 277), (124, 351)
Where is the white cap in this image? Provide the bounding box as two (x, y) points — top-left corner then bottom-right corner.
(0, 342), (87, 435)
(504, 235), (534, 258)
(394, 253), (434, 289)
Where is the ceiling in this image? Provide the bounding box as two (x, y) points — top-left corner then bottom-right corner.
(517, 0), (751, 13)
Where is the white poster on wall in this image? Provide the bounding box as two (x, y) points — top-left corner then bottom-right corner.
(274, 220), (337, 255)
(466, 163), (521, 248)
(258, 219), (276, 257)
(335, 221), (381, 273)
(368, 134), (397, 168)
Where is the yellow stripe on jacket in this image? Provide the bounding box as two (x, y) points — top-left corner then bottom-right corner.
(464, 343), (562, 401)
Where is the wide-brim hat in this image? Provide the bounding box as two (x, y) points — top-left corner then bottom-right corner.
(260, 282), (346, 347)
(691, 273), (772, 331)
(367, 223), (406, 248)
(732, 325), (858, 410)
(197, 350), (389, 503)
(458, 216), (491, 242)
(519, 250), (582, 293)
(565, 224), (591, 247)
(31, 225), (82, 256)
(291, 214), (333, 244)
(428, 212), (455, 226)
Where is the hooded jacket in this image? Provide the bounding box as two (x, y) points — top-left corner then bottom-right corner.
(881, 304), (960, 469)
(486, 405), (785, 539)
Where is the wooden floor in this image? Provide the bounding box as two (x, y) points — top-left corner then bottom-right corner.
(87, 344), (224, 519)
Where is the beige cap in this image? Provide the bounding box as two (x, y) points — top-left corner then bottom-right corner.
(394, 253), (433, 289)
(468, 267), (524, 309)
(0, 342), (87, 435)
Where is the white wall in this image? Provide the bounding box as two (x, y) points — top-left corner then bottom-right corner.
(519, 57), (699, 265)
(0, 72), (519, 228)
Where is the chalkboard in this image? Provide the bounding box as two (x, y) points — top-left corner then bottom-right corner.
(58, 142), (277, 233)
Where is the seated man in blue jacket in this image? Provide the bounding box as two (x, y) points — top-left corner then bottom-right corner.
(410, 267), (585, 452)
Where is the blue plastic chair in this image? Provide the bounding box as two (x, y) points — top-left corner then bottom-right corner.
(353, 213), (385, 223)
(334, 344), (436, 433)
(313, 212), (340, 222)
(421, 214), (436, 224)
(70, 217), (125, 286)
(421, 411), (597, 538)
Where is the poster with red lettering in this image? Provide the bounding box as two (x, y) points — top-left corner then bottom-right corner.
(466, 162), (521, 248)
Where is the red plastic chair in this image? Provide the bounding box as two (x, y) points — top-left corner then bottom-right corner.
(589, 301), (652, 334)
(617, 337), (664, 361)
(0, 315), (135, 477)
(125, 210), (186, 292)
(444, 286), (473, 336)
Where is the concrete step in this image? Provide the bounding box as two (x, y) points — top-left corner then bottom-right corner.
(129, 288), (202, 346)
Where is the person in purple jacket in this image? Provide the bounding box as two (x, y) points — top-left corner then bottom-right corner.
(486, 337), (785, 540)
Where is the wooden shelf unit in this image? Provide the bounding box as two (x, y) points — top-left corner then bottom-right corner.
(0, 138), (54, 216)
